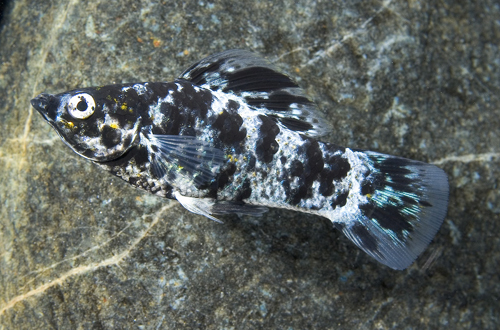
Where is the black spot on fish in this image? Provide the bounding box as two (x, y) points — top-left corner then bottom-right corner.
(359, 202), (375, 218)
(289, 138), (324, 205)
(162, 186), (175, 199)
(280, 156), (287, 164)
(360, 179), (375, 196)
(316, 146), (350, 197)
(226, 99), (239, 111)
(146, 82), (171, 99)
(304, 139), (324, 177)
(93, 86), (141, 129)
(247, 155), (256, 171)
(212, 106), (246, 147)
(326, 154), (351, 181)
(101, 126), (122, 148)
(174, 82), (212, 118)
(372, 205), (413, 239)
(156, 103), (184, 135)
(318, 169), (335, 196)
(133, 146), (149, 167)
(122, 88), (140, 113)
(128, 176), (140, 186)
(290, 160), (303, 177)
(256, 115), (280, 163)
(257, 168), (268, 179)
(152, 82), (213, 135)
(236, 179), (252, 201)
(290, 183), (308, 205)
(217, 163), (237, 190)
(331, 191), (349, 209)
(309, 204), (322, 211)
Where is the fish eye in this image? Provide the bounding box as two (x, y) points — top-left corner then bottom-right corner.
(67, 93), (95, 119)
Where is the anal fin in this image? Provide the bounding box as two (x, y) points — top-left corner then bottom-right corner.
(212, 201), (269, 217)
(174, 193), (268, 222)
(174, 192), (222, 223)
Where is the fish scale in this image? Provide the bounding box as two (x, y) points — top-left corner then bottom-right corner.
(31, 49), (449, 270)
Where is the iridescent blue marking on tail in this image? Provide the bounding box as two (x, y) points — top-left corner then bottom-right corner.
(336, 152), (449, 270)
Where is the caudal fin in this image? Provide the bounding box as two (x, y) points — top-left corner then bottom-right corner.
(336, 151), (449, 270)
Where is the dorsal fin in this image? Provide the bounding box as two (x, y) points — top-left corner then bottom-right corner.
(178, 49), (331, 137)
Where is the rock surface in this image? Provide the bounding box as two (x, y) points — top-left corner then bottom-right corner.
(1, 0), (499, 329)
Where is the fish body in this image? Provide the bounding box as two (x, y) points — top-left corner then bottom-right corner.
(31, 50), (449, 270)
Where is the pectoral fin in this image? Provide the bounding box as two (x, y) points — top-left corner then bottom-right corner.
(150, 134), (226, 186)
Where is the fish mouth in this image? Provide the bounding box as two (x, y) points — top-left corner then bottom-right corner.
(31, 93), (56, 121)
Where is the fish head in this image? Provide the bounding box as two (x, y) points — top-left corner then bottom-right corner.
(31, 85), (143, 162)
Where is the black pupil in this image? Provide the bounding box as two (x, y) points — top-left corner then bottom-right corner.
(77, 99), (88, 111)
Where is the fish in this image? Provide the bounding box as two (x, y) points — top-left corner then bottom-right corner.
(31, 49), (449, 270)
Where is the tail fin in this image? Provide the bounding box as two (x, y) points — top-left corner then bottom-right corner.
(336, 151), (449, 270)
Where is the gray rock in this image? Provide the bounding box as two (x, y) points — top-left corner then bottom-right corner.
(0, 0), (499, 329)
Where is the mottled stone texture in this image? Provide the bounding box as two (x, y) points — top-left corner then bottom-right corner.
(0, 0), (499, 329)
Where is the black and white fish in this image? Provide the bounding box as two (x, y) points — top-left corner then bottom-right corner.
(31, 50), (449, 270)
